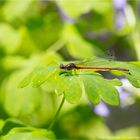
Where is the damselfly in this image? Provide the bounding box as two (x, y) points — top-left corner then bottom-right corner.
(60, 63), (129, 72)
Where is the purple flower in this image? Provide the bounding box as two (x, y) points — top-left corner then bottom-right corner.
(94, 102), (110, 117)
(113, 0), (127, 10)
(115, 10), (126, 29)
(113, 0), (127, 29)
(116, 79), (134, 107)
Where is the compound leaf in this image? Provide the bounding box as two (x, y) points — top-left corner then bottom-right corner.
(56, 75), (82, 104)
(19, 65), (57, 88)
(82, 75), (121, 106)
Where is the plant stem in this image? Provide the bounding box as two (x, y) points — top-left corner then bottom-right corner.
(48, 95), (65, 130)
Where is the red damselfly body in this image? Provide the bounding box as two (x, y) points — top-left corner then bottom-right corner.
(60, 63), (129, 72)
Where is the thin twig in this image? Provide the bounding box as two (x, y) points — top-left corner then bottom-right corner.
(48, 95), (65, 130)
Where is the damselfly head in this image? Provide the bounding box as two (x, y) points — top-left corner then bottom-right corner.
(60, 63), (76, 70)
(60, 64), (65, 69)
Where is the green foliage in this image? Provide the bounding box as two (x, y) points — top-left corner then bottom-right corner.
(19, 65), (58, 88)
(83, 75), (121, 105)
(0, 23), (21, 54)
(56, 75), (82, 104)
(62, 24), (94, 58)
(56, 0), (112, 18)
(3, 0), (33, 21)
(82, 56), (140, 88)
(1, 71), (41, 117)
(1, 127), (55, 140)
(0, 118), (25, 136)
(0, 0), (140, 139)
(19, 56), (140, 106)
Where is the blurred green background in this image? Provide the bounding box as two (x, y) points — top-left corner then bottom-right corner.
(0, 0), (140, 139)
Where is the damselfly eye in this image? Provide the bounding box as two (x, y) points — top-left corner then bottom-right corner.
(66, 63), (76, 70)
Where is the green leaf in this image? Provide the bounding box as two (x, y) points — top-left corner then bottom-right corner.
(113, 62), (140, 88)
(57, 57), (140, 106)
(0, 118), (25, 136)
(78, 56), (140, 88)
(62, 24), (95, 59)
(125, 63), (140, 88)
(0, 120), (5, 135)
(19, 65), (57, 88)
(27, 10), (63, 50)
(55, 76), (67, 96)
(56, 0), (112, 18)
(91, 0), (112, 14)
(56, 75), (82, 104)
(32, 65), (57, 87)
(64, 77), (82, 104)
(2, 71), (42, 117)
(2, 56), (26, 70)
(109, 78), (123, 86)
(56, 0), (93, 18)
(83, 76), (100, 104)
(18, 68), (38, 88)
(0, 23), (21, 54)
(1, 127), (55, 140)
(126, 74), (140, 88)
(3, 0), (33, 21)
(82, 75), (121, 106)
